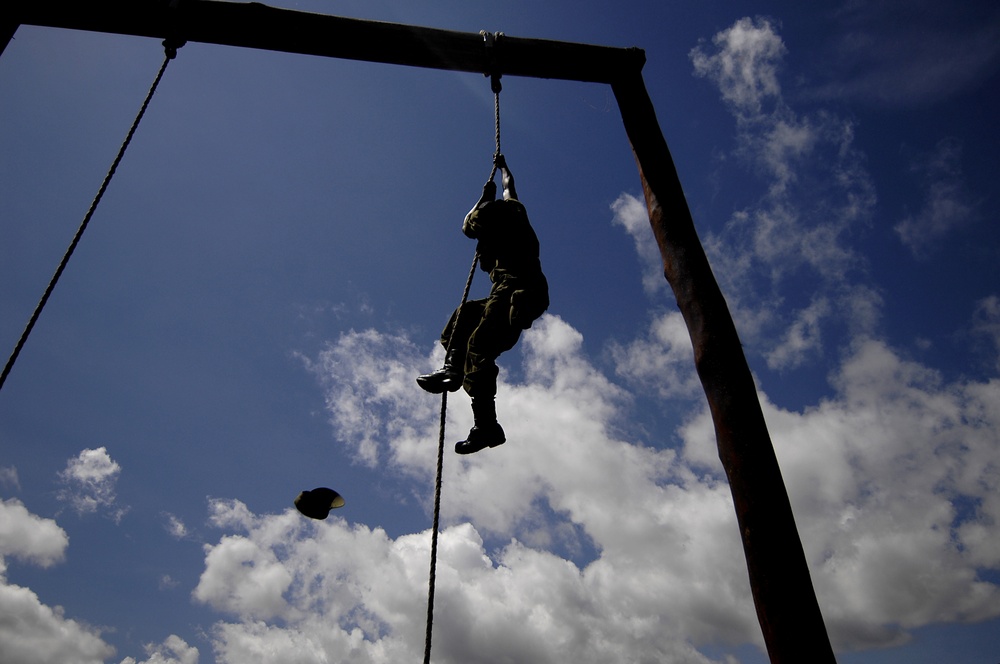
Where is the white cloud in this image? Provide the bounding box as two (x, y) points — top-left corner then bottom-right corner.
(120, 635), (199, 664)
(0, 575), (117, 664)
(690, 16), (786, 115)
(690, 17), (876, 368)
(57, 446), (127, 522)
(163, 513), (189, 539)
(611, 311), (701, 398)
(676, 342), (1000, 650)
(0, 466), (19, 491)
(195, 532), (296, 621)
(766, 296), (830, 371)
(610, 192), (665, 296)
(895, 138), (980, 257)
(185, 304), (1000, 661)
(0, 501), (114, 664)
(195, 321), (766, 662)
(0, 499), (68, 568)
(761, 339), (1000, 648)
(159, 575), (180, 591)
(298, 330), (439, 469)
(195, 504), (746, 664)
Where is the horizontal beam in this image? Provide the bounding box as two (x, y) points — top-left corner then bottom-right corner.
(3, 0), (644, 83)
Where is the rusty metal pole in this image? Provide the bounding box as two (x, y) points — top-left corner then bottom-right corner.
(611, 69), (836, 663)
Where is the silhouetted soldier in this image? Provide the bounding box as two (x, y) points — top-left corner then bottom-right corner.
(418, 155), (549, 454)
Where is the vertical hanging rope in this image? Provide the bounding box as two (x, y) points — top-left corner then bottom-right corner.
(487, 83), (502, 183)
(485, 30), (503, 183)
(0, 40), (183, 393)
(423, 252), (478, 664)
(422, 32), (502, 663)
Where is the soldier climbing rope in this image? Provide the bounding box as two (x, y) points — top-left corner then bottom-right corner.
(421, 32), (504, 664)
(294, 34), (521, 664)
(419, 30), (550, 662)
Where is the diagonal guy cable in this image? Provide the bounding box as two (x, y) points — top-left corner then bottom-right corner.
(0, 40), (182, 393)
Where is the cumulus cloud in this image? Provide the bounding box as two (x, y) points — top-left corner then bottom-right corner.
(195, 321), (764, 662)
(759, 339), (1000, 648)
(0, 499), (68, 568)
(57, 447), (127, 522)
(184, 300), (1000, 661)
(120, 635), (199, 664)
(194, 502), (748, 664)
(611, 192), (665, 296)
(610, 311), (701, 399)
(0, 500), (115, 664)
(895, 138), (980, 257)
(0, 575), (117, 664)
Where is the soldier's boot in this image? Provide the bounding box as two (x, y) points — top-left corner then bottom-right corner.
(455, 398), (506, 455)
(417, 349), (465, 394)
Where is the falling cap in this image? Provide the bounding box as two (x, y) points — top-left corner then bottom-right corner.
(294, 487), (345, 520)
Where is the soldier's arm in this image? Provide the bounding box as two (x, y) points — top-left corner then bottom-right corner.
(496, 154), (518, 201)
(463, 180), (497, 237)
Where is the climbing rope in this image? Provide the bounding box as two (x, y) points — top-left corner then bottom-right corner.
(484, 30), (504, 184)
(423, 34), (504, 661)
(0, 39), (184, 393)
(423, 251), (478, 664)
(487, 81), (502, 182)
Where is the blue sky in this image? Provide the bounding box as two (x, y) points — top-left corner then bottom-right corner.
(1, 1), (999, 662)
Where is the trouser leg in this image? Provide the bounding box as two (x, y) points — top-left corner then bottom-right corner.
(441, 300), (486, 358)
(454, 287), (519, 455)
(463, 289), (521, 399)
(417, 300), (486, 394)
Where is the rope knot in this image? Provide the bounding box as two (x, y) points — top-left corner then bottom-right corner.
(162, 38), (186, 60)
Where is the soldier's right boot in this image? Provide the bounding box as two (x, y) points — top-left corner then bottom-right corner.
(454, 398), (505, 455)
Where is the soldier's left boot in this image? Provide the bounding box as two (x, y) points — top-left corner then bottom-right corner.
(417, 348), (464, 394)
(455, 398), (506, 455)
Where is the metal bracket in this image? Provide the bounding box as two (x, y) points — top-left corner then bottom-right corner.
(481, 30), (504, 93)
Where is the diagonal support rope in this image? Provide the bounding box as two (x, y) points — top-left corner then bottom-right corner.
(423, 251), (478, 664)
(0, 40), (183, 393)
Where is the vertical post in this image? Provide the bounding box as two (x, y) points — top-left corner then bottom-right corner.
(611, 70), (837, 663)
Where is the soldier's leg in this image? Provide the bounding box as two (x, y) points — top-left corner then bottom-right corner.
(417, 300), (486, 394)
(456, 289), (521, 454)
